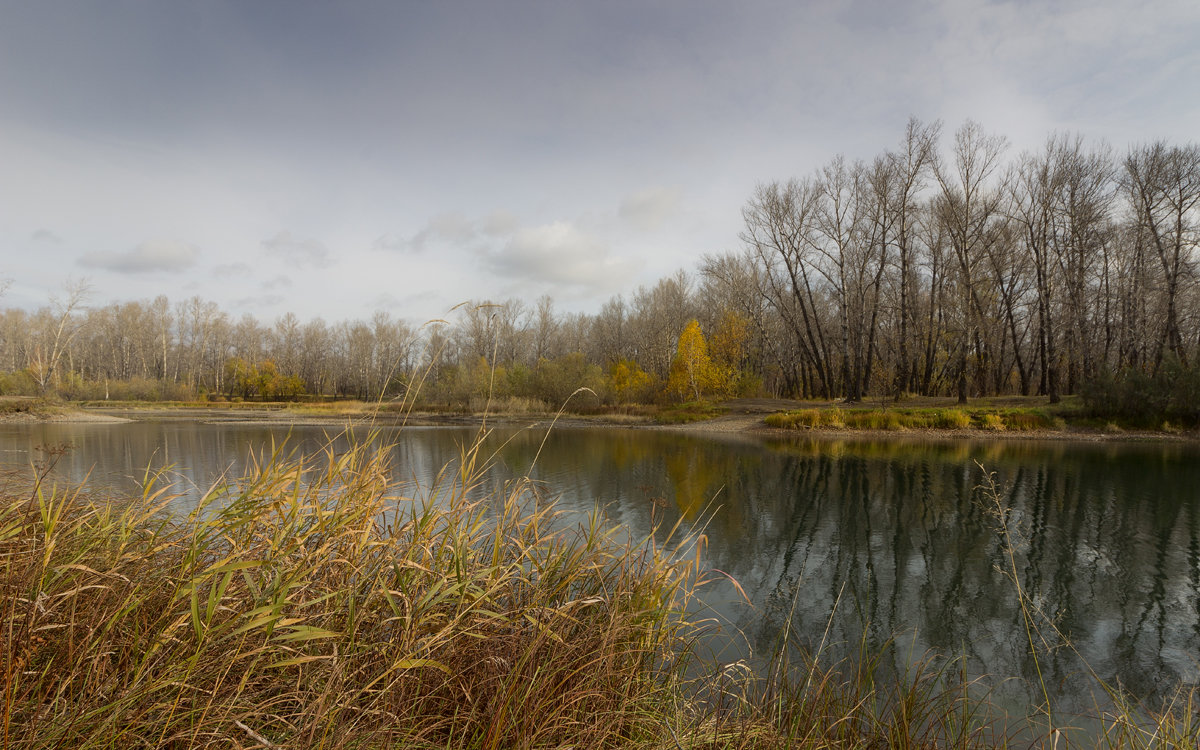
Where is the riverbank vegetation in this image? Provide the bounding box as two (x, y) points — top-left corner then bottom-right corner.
(4, 435), (1198, 748)
(763, 395), (1085, 433)
(4, 121), (1200, 422)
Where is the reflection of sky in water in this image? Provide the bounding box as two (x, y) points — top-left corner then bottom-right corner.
(3, 422), (1199, 718)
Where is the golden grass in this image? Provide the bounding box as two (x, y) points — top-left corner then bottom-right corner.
(766, 406), (1061, 434)
(0, 434), (700, 748)
(3, 433), (1196, 748)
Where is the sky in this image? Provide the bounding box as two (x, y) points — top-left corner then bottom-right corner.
(2, 0), (1197, 326)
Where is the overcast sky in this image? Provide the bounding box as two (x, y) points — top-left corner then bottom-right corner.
(2, 0), (1197, 325)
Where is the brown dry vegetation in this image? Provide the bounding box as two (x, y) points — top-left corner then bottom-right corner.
(1, 432), (1197, 748)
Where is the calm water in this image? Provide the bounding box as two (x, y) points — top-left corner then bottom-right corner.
(3, 420), (1198, 714)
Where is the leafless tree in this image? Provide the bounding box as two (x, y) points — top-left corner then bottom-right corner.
(1124, 141), (1200, 367)
(933, 121), (1010, 403)
(29, 279), (91, 393)
(741, 178), (835, 397)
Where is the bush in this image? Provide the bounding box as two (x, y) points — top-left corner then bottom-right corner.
(979, 413), (1006, 431)
(765, 408), (822, 429)
(934, 409), (972, 429)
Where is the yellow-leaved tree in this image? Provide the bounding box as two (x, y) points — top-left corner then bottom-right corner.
(668, 319), (719, 401)
(608, 358), (655, 403)
(708, 310), (750, 397)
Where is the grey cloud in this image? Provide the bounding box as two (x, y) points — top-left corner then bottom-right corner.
(405, 213), (479, 252)
(262, 275), (292, 290)
(480, 211), (519, 237)
(369, 290), (438, 311)
(371, 233), (408, 252)
(213, 262), (251, 277)
(235, 294), (285, 309)
(31, 228), (63, 244)
(369, 292), (405, 310)
(618, 187), (680, 231)
(261, 231), (333, 268)
(78, 239), (198, 273)
(380, 212), (517, 254)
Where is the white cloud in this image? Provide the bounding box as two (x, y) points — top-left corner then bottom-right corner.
(78, 239), (198, 273)
(392, 209), (643, 300)
(479, 221), (639, 289)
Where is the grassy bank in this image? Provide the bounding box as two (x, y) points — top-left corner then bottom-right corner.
(0, 397), (64, 420)
(759, 396), (1191, 436)
(765, 405), (1065, 433)
(3, 434), (1197, 747)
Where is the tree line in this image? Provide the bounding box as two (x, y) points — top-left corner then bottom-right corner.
(2, 119), (1198, 407)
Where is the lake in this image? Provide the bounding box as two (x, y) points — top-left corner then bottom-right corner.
(3, 419), (1198, 717)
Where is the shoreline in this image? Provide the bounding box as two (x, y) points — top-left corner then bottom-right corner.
(8, 401), (1194, 444)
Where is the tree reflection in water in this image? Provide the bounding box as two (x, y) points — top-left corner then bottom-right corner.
(3, 421), (1197, 714)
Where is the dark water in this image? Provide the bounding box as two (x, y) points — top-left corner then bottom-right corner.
(3, 420), (1198, 715)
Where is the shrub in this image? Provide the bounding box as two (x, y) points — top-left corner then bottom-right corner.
(1002, 411), (1054, 431)
(765, 409), (821, 429)
(825, 407), (846, 429)
(979, 413), (1006, 431)
(935, 409), (972, 429)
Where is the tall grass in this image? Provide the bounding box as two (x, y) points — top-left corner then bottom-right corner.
(5, 431), (1197, 748)
(765, 407), (1060, 433)
(0, 433), (701, 748)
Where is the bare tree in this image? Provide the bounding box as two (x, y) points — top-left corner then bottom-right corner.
(627, 272), (695, 379)
(531, 295), (560, 362)
(29, 279), (91, 393)
(1124, 142), (1200, 367)
(885, 118), (941, 397)
(741, 179), (835, 397)
(934, 121), (1010, 403)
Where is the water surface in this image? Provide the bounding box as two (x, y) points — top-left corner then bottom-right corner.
(3, 420), (1197, 715)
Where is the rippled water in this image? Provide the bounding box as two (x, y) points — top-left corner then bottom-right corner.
(3, 420), (1197, 715)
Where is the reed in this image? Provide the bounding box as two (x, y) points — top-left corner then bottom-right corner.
(766, 406), (1060, 433)
(0, 433), (699, 748)
(5, 432), (1195, 748)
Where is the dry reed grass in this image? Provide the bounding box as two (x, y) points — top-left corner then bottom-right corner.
(3, 432), (1196, 748)
(766, 407), (1060, 433)
(0, 432), (698, 748)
